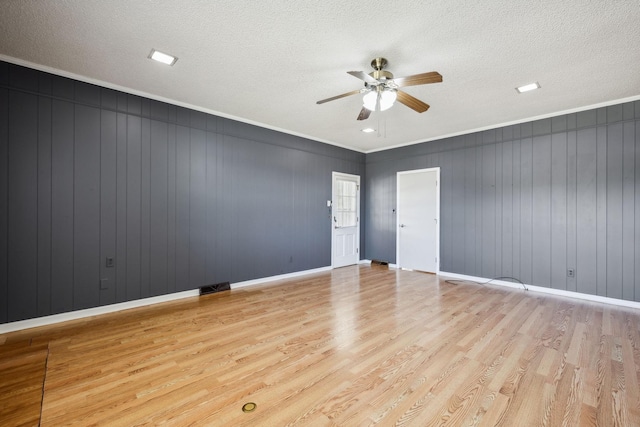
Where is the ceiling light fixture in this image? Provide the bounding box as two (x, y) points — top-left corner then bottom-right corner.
(149, 49), (178, 66)
(516, 82), (540, 93)
(361, 128), (375, 133)
(363, 88), (397, 112)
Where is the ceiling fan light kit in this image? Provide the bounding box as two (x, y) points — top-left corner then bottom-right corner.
(362, 88), (397, 112)
(317, 57), (442, 121)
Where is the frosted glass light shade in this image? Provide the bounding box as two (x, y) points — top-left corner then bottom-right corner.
(379, 90), (397, 111)
(362, 91), (377, 111)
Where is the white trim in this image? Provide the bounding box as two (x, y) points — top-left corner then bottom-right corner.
(230, 266), (332, 289)
(396, 167), (440, 274)
(0, 266), (332, 334)
(0, 290), (199, 334)
(439, 271), (640, 310)
(389, 263), (399, 269)
(358, 259), (372, 265)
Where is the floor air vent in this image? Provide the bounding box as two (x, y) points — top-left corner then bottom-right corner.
(371, 260), (389, 266)
(199, 282), (231, 295)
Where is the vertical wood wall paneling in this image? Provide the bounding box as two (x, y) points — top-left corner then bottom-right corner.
(8, 91), (39, 320)
(1, 61), (365, 323)
(115, 112), (128, 302)
(37, 96), (52, 315)
(189, 127), (207, 287)
(606, 123), (624, 299)
(636, 120), (640, 300)
(481, 142), (496, 278)
(175, 125), (190, 291)
(494, 140), (503, 278)
(291, 149), (308, 271)
(51, 100), (74, 314)
(550, 132), (568, 290)
(126, 116), (142, 300)
(531, 135), (551, 288)
(622, 121), (635, 301)
(501, 140), (514, 278)
(166, 123), (177, 293)
(100, 110), (117, 305)
(576, 128), (598, 295)
(474, 137), (482, 276)
(204, 130), (217, 285)
(450, 147), (465, 273)
(140, 118), (151, 298)
(215, 134), (233, 282)
(464, 135), (477, 275)
(595, 125), (608, 297)
(440, 150), (453, 272)
(0, 88), (7, 323)
(566, 131), (578, 292)
(149, 120), (169, 296)
(511, 137), (522, 281)
(73, 104), (101, 310)
(364, 100), (639, 302)
(519, 137), (533, 285)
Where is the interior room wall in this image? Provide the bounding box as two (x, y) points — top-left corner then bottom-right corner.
(0, 61), (365, 324)
(365, 100), (640, 302)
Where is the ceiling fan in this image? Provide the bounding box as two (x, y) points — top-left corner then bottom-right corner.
(316, 57), (442, 121)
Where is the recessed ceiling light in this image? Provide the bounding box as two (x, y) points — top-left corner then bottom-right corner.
(149, 49), (178, 66)
(361, 128), (375, 133)
(516, 82), (540, 93)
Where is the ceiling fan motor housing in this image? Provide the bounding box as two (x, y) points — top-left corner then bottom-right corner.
(370, 70), (394, 81)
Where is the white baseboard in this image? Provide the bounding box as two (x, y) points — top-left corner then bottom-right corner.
(439, 271), (640, 310)
(358, 259), (372, 265)
(0, 266), (333, 334)
(0, 289), (200, 334)
(230, 266), (332, 289)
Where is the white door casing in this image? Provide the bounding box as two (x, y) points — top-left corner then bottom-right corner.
(396, 168), (440, 273)
(332, 172), (360, 268)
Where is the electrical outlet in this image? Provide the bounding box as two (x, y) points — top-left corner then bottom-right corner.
(106, 257), (114, 268)
(567, 268), (575, 278)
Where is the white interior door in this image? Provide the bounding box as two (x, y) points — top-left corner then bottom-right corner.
(332, 172), (360, 268)
(396, 168), (439, 273)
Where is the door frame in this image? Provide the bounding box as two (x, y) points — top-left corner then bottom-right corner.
(331, 172), (361, 268)
(396, 167), (440, 273)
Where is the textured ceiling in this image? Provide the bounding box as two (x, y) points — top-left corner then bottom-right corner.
(1, 0), (639, 153)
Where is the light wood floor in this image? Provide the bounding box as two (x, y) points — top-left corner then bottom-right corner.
(2, 265), (640, 426)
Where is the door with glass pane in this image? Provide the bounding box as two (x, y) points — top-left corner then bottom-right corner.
(332, 172), (360, 268)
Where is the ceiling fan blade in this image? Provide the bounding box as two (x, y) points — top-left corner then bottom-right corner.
(357, 107), (371, 121)
(396, 90), (430, 113)
(347, 70), (378, 84)
(316, 89), (362, 104)
(392, 71), (442, 87)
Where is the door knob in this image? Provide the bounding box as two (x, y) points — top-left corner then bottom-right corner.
(399, 224), (406, 228)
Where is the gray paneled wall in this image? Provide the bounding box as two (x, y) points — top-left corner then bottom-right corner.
(0, 61), (365, 323)
(365, 101), (640, 302)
